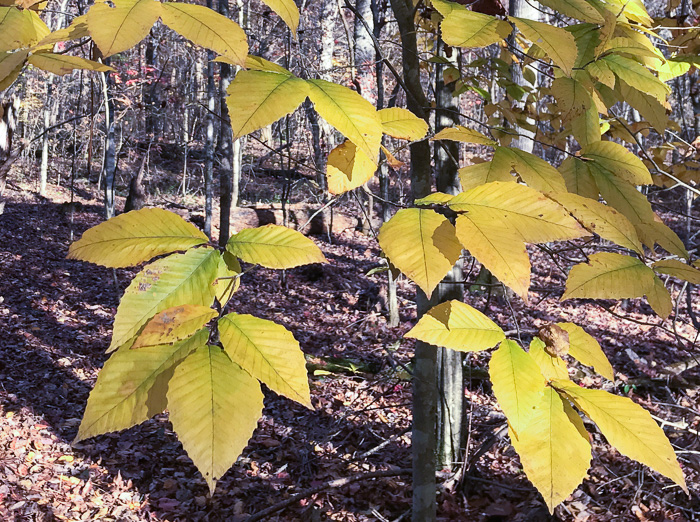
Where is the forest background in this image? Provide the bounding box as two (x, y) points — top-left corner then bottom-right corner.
(1, 0), (700, 520)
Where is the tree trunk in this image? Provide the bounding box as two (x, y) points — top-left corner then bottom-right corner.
(40, 78), (53, 197)
(389, 1), (436, 520)
(101, 64), (116, 219)
(434, 35), (464, 471)
(204, 40), (216, 238)
(218, 0), (234, 246)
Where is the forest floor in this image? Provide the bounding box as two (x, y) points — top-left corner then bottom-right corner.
(1, 173), (700, 521)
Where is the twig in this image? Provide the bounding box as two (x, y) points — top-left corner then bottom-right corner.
(244, 468), (411, 521)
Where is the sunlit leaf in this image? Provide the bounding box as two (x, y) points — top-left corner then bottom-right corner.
(34, 14), (89, 47)
(167, 345), (264, 492)
(28, 52), (112, 75)
(87, 0), (161, 57)
(556, 323), (614, 380)
(601, 54), (669, 103)
(588, 163), (656, 225)
(379, 107), (428, 141)
(652, 259), (700, 284)
(616, 82), (668, 133)
(635, 220), (689, 259)
(512, 17), (577, 75)
(131, 305), (217, 349)
(559, 156), (599, 199)
(76, 330), (207, 442)
(260, 0), (299, 35)
(550, 192), (643, 253)
(161, 1), (247, 66)
(378, 208), (462, 296)
(562, 252), (655, 300)
(431, 125), (496, 146)
(326, 140), (376, 195)
(68, 208), (209, 268)
(510, 388), (591, 512)
(109, 248), (221, 351)
(0, 7), (48, 51)
(537, 0), (603, 23)
(494, 147), (568, 194)
(458, 161), (514, 191)
(555, 380), (687, 492)
(219, 313), (311, 407)
(581, 141), (652, 186)
(226, 70), (308, 139)
(441, 8), (511, 48)
(405, 300), (505, 352)
(529, 338), (569, 381)
(646, 275), (672, 319)
(226, 224), (326, 269)
(489, 339), (546, 437)
(0, 49), (29, 88)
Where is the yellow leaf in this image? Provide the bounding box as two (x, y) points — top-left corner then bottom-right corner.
(581, 141), (652, 186)
(226, 224), (326, 269)
(646, 275), (672, 319)
(441, 8), (511, 48)
(378, 208), (462, 296)
(489, 339), (546, 437)
(512, 17), (577, 75)
(28, 52), (112, 75)
(0, 49), (29, 89)
(68, 208), (209, 268)
(537, 0), (604, 23)
(241, 54), (289, 73)
(109, 248), (222, 351)
(167, 345), (264, 493)
(87, 0), (161, 57)
(161, 2), (247, 66)
(616, 82), (668, 133)
(378, 107), (428, 141)
(510, 388), (591, 512)
(449, 181), (587, 244)
(554, 380), (687, 492)
(494, 147), (568, 194)
(587, 60), (615, 89)
(529, 338), (569, 381)
(0, 7), (47, 51)
(405, 300), (505, 352)
(226, 70), (308, 139)
(326, 140), (376, 195)
(550, 192), (643, 253)
(559, 156), (599, 199)
(76, 330), (207, 442)
(653, 259), (700, 284)
(601, 55), (669, 103)
(635, 220), (689, 259)
(571, 104), (601, 147)
(259, 0), (299, 35)
(34, 15), (89, 47)
(458, 161), (514, 192)
(556, 323), (614, 380)
(414, 192), (455, 205)
(602, 0), (652, 26)
(219, 313), (311, 407)
(551, 76), (592, 121)
(562, 252), (655, 300)
(307, 79), (382, 161)
(456, 214), (531, 299)
(431, 125), (496, 146)
(213, 250), (241, 306)
(131, 305), (217, 349)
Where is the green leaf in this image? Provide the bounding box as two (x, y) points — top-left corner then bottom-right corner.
(529, 338), (569, 381)
(581, 141), (652, 186)
(646, 275), (672, 319)
(378, 107), (428, 141)
(556, 323), (614, 380)
(441, 8), (511, 48)
(489, 339), (546, 437)
(378, 208), (462, 296)
(562, 252), (655, 300)
(226, 224), (327, 269)
(109, 248), (222, 351)
(554, 380), (687, 492)
(131, 305), (217, 349)
(405, 300), (505, 352)
(161, 2), (247, 66)
(559, 156), (599, 199)
(259, 0), (299, 35)
(653, 259), (700, 284)
(226, 70), (309, 140)
(68, 208), (209, 268)
(326, 140), (376, 195)
(616, 81), (668, 133)
(87, 0), (161, 57)
(307, 79), (382, 162)
(512, 17), (577, 75)
(27, 52), (112, 75)
(550, 192), (643, 253)
(431, 125), (496, 146)
(537, 0), (604, 23)
(167, 345), (264, 493)
(601, 54), (669, 103)
(510, 388), (591, 513)
(76, 329), (207, 442)
(219, 313), (311, 407)
(589, 163), (656, 225)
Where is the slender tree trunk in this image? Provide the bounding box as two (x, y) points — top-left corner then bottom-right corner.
(434, 35), (464, 471)
(218, 0), (233, 246)
(39, 78), (53, 197)
(101, 63), (116, 219)
(144, 30), (158, 139)
(204, 42), (216, 238)
(389, 1), (436, 520)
